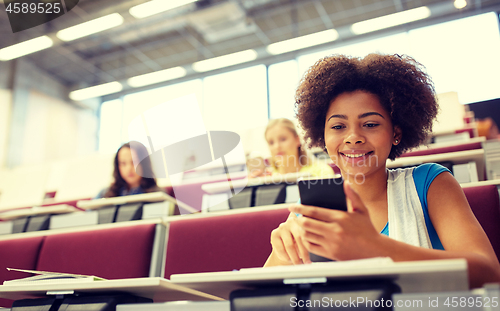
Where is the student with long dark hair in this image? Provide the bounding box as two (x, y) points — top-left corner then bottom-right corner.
(96, 141), (160, 198)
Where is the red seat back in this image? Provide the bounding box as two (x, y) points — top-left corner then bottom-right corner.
(463, 185), (500, 262)
(172, 175), (247, 213)
(0, 236), (45, 308)
(164, 208), (290, 279)
(36, 223), (157, 279)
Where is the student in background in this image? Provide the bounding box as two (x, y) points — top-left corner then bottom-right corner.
(264, 54), (500, 288)
(250, 118), (334, 178)
(96, 141), (161, 198)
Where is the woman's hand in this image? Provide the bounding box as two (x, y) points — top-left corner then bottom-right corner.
(268, 212), (312, 265)
(289, 182), (382, 261)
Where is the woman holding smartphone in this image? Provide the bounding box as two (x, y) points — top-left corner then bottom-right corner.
(264, 54), (500, 288)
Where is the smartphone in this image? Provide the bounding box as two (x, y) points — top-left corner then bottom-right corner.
(297, 176), (347, 211)
(297, 176), (347, 262)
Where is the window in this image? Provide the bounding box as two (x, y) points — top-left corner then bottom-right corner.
(408, 12), (500, 104)
(268, 60), (300, 120)
(98, 99), (122, 154)
(202, 65), (268, 132)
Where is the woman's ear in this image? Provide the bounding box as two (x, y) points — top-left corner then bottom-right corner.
(393, 126), (402, 145)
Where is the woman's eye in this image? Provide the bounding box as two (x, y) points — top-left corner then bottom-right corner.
(331, 125), (344, 130)
(365, 123), (379, 128)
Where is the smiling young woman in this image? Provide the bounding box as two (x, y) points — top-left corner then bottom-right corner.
(264, 54), (500, 289)
(324, 91), (399, 183)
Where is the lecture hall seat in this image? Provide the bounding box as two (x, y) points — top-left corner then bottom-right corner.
(0, 236), (45, 308)
(400, 141), (482, 158)
(164, 207), (290, 279)
(172, 175), (246, 213)
(463, 185), (500, 262)
(36, 223), (158, 279)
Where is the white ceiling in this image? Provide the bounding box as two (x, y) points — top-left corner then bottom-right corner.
(0, 0), (499, 98)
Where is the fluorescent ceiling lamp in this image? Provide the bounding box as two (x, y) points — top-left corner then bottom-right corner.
(266, 29), (339, 55)
(57, 13), (124, 41)
(192, 49), (258, 72)
(351, 6), (431, 35)
(70, 82), (123, 101)
(130, 0), (198, 19)
(127, 67), (187, 87)
(0, 36), (53, 61)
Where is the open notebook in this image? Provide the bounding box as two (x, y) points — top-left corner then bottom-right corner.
(3, 268), (105, 286)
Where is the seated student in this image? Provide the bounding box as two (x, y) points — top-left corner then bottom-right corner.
(264, 54), (500, 288)
(250, 118), (334, 178)
(96, 141), (161, 198)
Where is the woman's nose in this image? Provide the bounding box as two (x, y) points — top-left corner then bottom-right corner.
(344, 130), (365, 145)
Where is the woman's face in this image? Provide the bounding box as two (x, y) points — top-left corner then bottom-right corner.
(118, 147), (142, 188)
(266, 124), (301, 167)
(324, 91), (399, 180)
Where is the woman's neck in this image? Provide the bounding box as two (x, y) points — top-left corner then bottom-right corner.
(343, 168), (388, 203)
(127, 181), (141, 189)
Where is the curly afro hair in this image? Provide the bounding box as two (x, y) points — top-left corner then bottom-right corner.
(295, 54), (438, 160)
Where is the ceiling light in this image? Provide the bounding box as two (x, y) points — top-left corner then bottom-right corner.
(266, 29), (339, 55)
(57, 13), (124, 42)
(127, 67), (187, 87)
(192, 49), (258, 73)
(0, 36), (53, 61)
(454, 0), (467, 9)
(130, 0), (198, 19)
(70, 82), (123, 101)
(351, 6), (431, 35)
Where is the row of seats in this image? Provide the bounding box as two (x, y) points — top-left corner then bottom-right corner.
(0, 182), (499, 306)
(0, 139), (486, 218)
(0, 180), (294, 235)
(0, 201), (175, 235)
(0, 207), (290, 308)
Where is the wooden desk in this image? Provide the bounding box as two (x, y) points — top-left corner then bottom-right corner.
(201, 172), (311, 195)
(387, 149), (485, 181)
(461, 179), (500, 188)
(0, 277), (223, 303)
(0, 218), (163, 241)
(0, 204), (77, 221)
(171, 258), (468, 300)
(76, 192), (173, 210)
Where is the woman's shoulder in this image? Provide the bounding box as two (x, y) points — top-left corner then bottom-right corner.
(412, 163), (452, 184)
(95, 187), (110, 199)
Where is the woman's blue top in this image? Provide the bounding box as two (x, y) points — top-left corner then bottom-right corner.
(380, 163), (450, 250)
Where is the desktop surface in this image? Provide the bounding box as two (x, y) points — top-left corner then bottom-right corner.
(0, 277), (223, 302)
(76, 192), (173, 210)
(170, 258), (468, 300)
